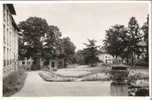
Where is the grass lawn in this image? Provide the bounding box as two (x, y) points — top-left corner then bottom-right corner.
(3, 67), (27, 97)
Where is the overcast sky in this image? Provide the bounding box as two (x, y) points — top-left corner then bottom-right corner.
(13, 3), (149, 51)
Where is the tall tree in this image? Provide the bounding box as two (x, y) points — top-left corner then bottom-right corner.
(74, 50), (85, 65)
(60, 37), (76, 66)
(104, 24), (128, 61)
(141, 15), (149, 61)
(83, 39), (100, 67)
(18, 17), (49, 70)
(42, 25), (62, 61)
(127, 17), (142, 66)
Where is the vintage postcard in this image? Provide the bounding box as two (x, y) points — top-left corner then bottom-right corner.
(1, 1), (151, 98)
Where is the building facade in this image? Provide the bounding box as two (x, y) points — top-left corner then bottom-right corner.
(98, 53), (114, 64)
(98, 48), (123, 64)
(3, 4), (19, 76)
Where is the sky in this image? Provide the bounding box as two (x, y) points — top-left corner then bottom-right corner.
(13, 3), (149, 51)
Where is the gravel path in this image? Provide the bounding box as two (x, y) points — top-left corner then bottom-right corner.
(12, 71), (111, 96)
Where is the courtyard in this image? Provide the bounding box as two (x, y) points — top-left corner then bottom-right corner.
(13, 71), (111, 96)
(3, 3), (150, 97)
(11, 64), (149, 97)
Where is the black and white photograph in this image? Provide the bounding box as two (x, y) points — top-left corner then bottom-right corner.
(2, 2), (151, 97)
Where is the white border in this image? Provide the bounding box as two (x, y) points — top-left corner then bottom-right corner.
(0, 1), (151, 100)
(0, 1), (151, 3)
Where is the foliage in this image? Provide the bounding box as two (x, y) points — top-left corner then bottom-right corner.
(74, 50), (86, 65)
(104, 24), (128, 58)
(128, 69), (149, 96)
(60, 37), (76, 65)
(82, 39), (100, 66)
(104, 17), (144, 66)
(126, 17), (142, 66)
(3, 68), (27, 96)
(42, 25), (62, 61)
(18, 17), (76, 69)
(135, 88), (149, 96)
(18, 17), (49, 69)
(74, 39), (100, 66)
(141, 15), (149, 61)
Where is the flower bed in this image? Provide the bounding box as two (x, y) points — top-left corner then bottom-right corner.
(39, 71), (110, 82)
(78, 73), (110, 81)
(39, 71), (75, 82)
(54, 70), (91, 78)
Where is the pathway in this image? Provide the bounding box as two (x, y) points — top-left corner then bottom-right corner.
(12, 71), (111, 96)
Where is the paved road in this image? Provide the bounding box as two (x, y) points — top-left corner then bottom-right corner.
(12, 71), (111, 97)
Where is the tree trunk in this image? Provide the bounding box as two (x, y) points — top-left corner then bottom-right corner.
(132, 52), (136, 68)
(64, 58), (67, 68)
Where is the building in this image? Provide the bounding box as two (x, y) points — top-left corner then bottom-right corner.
(98, 48), (122, 64)
(98, 52), (114, 64)
(3, 4), (19, 76)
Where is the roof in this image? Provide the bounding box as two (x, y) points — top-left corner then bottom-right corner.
(6, 4), (16, 15)
(6, 4), (19, 31)
(11, 16), (20, 31)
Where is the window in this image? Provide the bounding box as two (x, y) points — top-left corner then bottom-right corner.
(3, 5), (5, 22)
(4, 60), (6, 66)
(3, 24), (5, 44)
(6, 59), (8, 65)
(3, 47), (5, 66)
(7, 28), (8, 45)
(7, 10), (9, 25)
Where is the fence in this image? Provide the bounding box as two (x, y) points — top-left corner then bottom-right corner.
(18, 59), (33, 70)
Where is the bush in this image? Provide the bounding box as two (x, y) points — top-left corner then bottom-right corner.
(3, 68), (27, 96)
(135, 59), (148, 66)
(128, 70), (149, 96)
(135, 88), (149, 96)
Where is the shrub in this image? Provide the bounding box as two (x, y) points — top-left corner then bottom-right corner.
(135, 59), (148, 66)
(3, 68), (27, 96)
(135, 88), (149, 96)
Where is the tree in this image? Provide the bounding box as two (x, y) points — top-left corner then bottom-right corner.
(60, 37), (76, 66)
(74, 50), (85, 65)
(103, 17), (146, 66)
(82, 39), (100, 67)
(104, 24), (128, 62)
(127, 17), (142, 66)
(141, 15), (149, 61)
(42, 25), (62, 62)
(18, 17), (49, 70)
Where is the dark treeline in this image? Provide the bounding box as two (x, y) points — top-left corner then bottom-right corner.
(19, 15), (149, 69)
(18, 17), (76, 70)
(103, 16), (149, 67)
